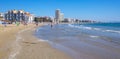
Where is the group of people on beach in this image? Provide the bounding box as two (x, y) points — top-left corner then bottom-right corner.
(1, 21), (27, 27)
(1, 20), (56, 29)
(0, 21), (32, 27)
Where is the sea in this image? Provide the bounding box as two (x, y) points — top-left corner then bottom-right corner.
(35, 23), (120, 59)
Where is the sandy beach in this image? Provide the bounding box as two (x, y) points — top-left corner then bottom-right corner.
(1, 23), (120, 59)
(0, 24), (71, 59)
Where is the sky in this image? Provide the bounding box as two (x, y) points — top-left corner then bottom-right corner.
(0, 0), (120, 22)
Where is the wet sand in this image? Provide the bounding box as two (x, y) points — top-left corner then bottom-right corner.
(0, 24), (71, 59)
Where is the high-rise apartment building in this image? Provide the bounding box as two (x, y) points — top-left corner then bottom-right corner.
(60, 13), (64, 22)
(55, 9), (61, 23)
(55, 9), (64, 23)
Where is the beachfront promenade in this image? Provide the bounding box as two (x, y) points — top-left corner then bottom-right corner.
(0, 23), (71, 59)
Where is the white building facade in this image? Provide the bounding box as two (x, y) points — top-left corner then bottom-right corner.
(55, 9), (64, 23)
(60, 13), (64, 22)
(55, 9), (61, 23)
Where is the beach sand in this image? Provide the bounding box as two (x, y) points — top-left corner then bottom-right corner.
(0, 24), (71, 59)
(0, 24), (27, 59)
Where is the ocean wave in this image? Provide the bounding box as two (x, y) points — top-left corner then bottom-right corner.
(105, 30), (120, 34)
(68, 24), (75, 27)
(68, 24), (120, 34)
(68, 24), (100, 30)
(89, 35), (99, 38)
(38, 39), (49, 42)
(93, 28), (101, 30)
(68, 24), (82, 29)
(84, 27), (92, 30)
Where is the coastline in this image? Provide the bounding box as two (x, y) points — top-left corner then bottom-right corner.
(0, 23), (72, 59)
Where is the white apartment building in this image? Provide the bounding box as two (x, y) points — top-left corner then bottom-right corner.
(4, 10), (34, 23)
(55, 9), (64, 23)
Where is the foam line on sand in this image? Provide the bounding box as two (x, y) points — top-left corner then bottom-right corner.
(8, 28), (31, 59)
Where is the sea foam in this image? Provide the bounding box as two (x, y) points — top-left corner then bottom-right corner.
(68, 24), (120, 34)
(90, 35), (99, 38)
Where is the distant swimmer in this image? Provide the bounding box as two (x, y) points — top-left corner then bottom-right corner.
(51, 24), (53, 27)
(50, 22), (54, 28)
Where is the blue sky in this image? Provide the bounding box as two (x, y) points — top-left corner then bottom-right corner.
(0, 0), (120, 22)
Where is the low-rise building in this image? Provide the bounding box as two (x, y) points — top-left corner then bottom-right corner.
(24, 12), (34, 23)
(4, 10), (34, 23)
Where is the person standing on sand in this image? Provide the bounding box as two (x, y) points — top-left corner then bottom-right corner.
(3, 21), (7, 27)
(35, 22), (38, 26)
(34, 19), (39, 26)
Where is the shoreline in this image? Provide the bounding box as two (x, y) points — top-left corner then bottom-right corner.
(0, 23), (72, 59)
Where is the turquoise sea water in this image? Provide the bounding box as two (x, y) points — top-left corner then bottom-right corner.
(35, 23), (120, 59)
(75, 22), (120, 31)
(71, 23), (120, 43)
